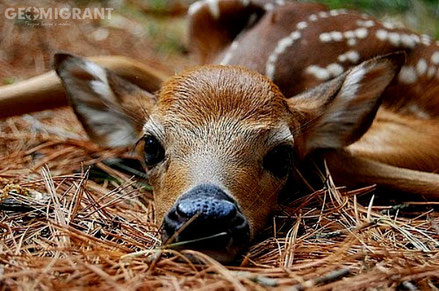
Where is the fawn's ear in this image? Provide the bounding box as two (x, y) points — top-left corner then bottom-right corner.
(54, 53), (157, 148)
(290, 53), (404, 158)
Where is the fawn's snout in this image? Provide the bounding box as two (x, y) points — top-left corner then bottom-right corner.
(162, 184), (250, 259)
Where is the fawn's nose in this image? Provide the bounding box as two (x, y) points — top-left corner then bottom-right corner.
(176, 196), (237, 220)
(162, 184), (250, 256)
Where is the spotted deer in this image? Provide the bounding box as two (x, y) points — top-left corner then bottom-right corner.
(1, 0), (439, 262)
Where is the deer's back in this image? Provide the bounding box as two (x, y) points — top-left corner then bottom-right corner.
(190, 1), (439, 120)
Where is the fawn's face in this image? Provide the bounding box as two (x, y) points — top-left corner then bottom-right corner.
(145, 67), (295, 259)
(55, 53), (401, 262)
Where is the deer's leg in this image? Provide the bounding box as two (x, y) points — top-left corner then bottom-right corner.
(325, 150), (439, 200)
(347, 108), (439, 173)
(0, 55), (169, 118)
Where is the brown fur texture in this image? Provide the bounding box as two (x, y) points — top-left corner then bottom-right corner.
(349, 108), (439, 172)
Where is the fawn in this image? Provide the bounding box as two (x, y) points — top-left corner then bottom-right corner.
(2, 0), (439, 261)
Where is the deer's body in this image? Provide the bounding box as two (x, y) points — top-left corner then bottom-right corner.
(192, 1), (439, 117)
(189, 0), (439, 176)
(2, 0), (439, 262)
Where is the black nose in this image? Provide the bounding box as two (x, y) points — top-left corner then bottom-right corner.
(176, 194), (236, 220)
(162, 184), (250, 252)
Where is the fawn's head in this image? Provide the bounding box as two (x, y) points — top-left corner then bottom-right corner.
(54, 53), (402, 262)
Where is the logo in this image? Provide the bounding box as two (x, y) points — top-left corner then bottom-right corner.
(5, 7), (114, 21)
(23, 7), (40, 21)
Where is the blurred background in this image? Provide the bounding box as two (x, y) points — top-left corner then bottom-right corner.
(1, 0), (438, 85)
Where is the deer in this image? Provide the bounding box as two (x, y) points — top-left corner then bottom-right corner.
(1, 0), (439, 262)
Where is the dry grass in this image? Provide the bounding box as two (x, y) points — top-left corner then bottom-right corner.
(1, 0), (439, 289)
(1, 109), (439, 289)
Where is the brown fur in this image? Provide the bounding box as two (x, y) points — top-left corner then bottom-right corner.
(349, 108), (439, 172)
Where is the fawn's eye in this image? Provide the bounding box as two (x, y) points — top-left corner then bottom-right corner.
(263, 145), (294, 178)
(144, 135), (165, 166)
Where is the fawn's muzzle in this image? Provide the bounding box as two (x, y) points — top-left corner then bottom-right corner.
(161, 184), (250, 261)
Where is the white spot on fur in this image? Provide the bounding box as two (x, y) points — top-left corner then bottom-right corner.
(344, 30), (355, 38)
(398, 66), (418, 84)
(347, 39), (357, 46)
(291, 31), (301, 40)
(346, 51), (360, 63)
(411, 34), (420, 44)
(338, 54), (347, 62)
(264, 3), (274, 10)
(416, 59), (427, 76)
(188, 1), (203, 15)
(319, 32), (332, 42)
(266, 31), (301, 79)
(388, 32), (401, 46)
(376, 29), (388, 41)
(240, 0), (250, 6)
(338, 51), (360, 64)
(206, 0), (220, 19)
(309, 14), (318, 21)
(296, 21), (308, 30)
(400, 34), (416, 48)
(330, 31), (343, 41)
(427, 67), (436, 78)
(318, 11), (328, 18)
(356, 20), (375, 27)
(306, 65), (330, 80)
(275, 0), (285, 5)
(306, 63), (344, 80)
(364, 20), (375, 27)
(382, 21), (395, 29)
(421, 34), (431, 46)
(431, 52), (439, 65)
(355, 28), (368, 39)
(327, 63), (344, 77)
(92, 28), (109, 41)
(329, 10), (339, 16)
